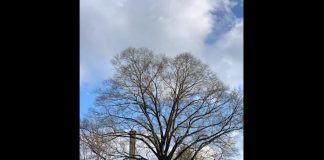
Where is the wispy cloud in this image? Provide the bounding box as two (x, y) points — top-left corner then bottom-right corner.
(204, 18), (243, 88)
(80, 0), (243, 88)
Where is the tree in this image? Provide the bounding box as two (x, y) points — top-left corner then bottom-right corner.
(175, 135), (239, 160)
(80, 118), (117, 160)
(82, 47), (243, 160)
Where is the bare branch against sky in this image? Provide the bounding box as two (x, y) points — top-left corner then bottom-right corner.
(81, 48), (243, 160)
(80, 0), (243, 159)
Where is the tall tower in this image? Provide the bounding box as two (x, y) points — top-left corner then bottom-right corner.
(129, 130), (136, 160)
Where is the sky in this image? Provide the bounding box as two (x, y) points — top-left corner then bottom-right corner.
(80, 0), (243, 159)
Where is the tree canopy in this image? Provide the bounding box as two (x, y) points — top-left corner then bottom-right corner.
(80, 47), (243, 160)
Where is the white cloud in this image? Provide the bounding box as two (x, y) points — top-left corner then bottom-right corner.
(237, 133), (243, 160)
(80, 0), (242, 88)
(233, 131), (243, 160)
(203, 18), (243, 88)
(81, 0), (215, 83)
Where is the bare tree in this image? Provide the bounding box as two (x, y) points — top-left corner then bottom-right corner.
(80, 118), (118, 160)
(175, 133), (239, 160)
(176, 145), (195, 160)
(84, 47), (243, 160)
(80, 112), (150, 160)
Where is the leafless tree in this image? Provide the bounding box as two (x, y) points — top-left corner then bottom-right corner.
(175, 133), (239, 160)
(84, 47), (243, 160)
(80, 117), (118, 160)
(80, 114), (149, 160)
(176, 145), (195, 160)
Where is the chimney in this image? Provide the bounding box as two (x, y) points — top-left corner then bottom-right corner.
(129, 130), (136, 160)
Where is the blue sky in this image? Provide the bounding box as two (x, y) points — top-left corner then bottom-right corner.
(80, 0), (243, 119)
(205, 0), (242, 44)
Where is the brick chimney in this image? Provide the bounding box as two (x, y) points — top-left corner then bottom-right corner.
(129, 130), (136, 160)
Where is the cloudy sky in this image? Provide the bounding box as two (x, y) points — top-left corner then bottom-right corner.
(80, 0), (243, 158)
